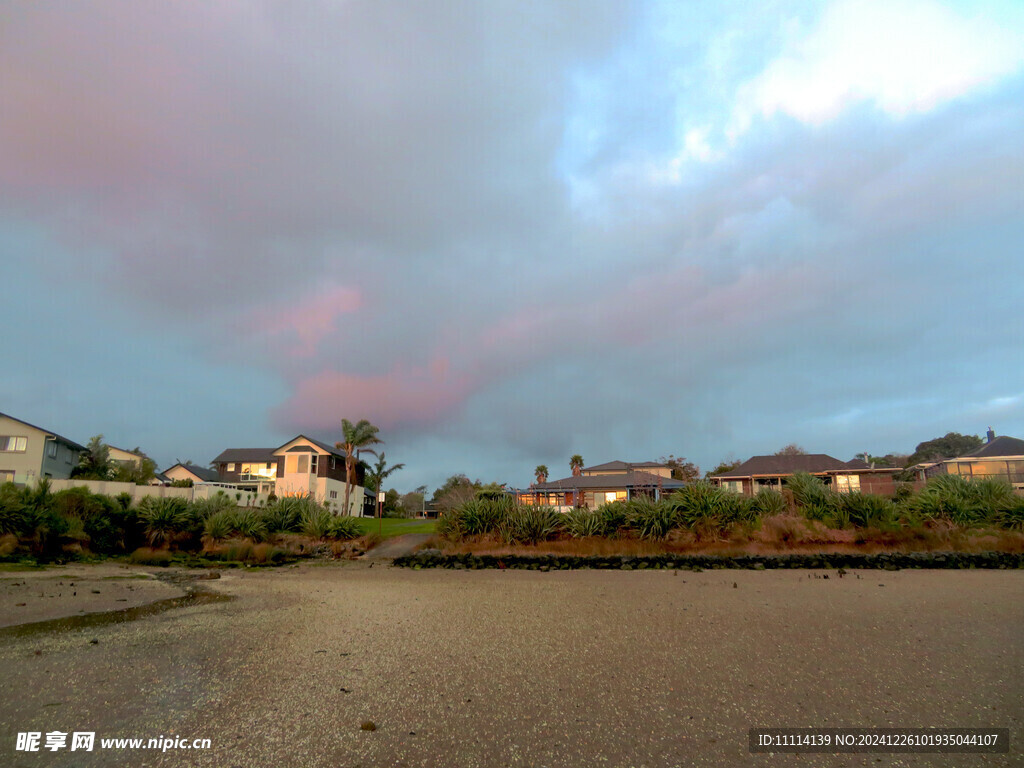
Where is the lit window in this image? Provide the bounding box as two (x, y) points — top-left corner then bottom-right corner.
(835, 475), (861, 493)
(227, 463), (236, 472)
(0, 436), (28, 452)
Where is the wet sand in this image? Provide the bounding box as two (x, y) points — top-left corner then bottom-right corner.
(0, 563), (1020, 767)
(0, 565), (186, 628)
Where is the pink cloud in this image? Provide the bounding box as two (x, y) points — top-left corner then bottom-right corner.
(241, 284), (363, 359)
(273, 356), (473, 433)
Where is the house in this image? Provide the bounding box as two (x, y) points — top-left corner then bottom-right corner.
(709, 453), (903, 496)
(212, 447), (279, 494)
(915, 429), (1024, 490)
(517, 460), (686, 510)
(209, 435), (368, 514)
(0, 411), (86, 485)
(579, 460), (673, 479)
(107, 445), (147, 467)
(273, 435), (365, 513)
(163, 462), (220, 485)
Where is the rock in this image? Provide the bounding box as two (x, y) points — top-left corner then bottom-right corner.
(360, 721), (377, 731)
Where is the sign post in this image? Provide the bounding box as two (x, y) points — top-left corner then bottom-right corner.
(377, 491), (386, 536)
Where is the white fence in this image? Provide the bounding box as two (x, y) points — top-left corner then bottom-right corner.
(45, 479), (270, 507)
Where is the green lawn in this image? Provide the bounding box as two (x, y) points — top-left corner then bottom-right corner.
(353, 517), (437, 539)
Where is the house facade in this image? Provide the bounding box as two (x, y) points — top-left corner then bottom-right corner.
(916, 432), (1024, 490)
(212, 447), (279, 494)
(517, 460), (685, 510)
(0, 411), (86, 485)
(163, 463), (220, 485)
(710, 454), (904, 496)
(210, 435), (368, 514)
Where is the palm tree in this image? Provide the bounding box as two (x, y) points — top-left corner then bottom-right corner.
(368, 452), (405, 531)
(368, 452), (405, 496)
(535, 465), (549, 484)
(569, 455), (584, 477)
(336, 419), (382, 516)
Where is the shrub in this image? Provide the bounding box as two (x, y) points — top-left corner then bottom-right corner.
(498, 505), (561, 545)
(233, 509), (268, 542)
(787, 473), (836, 511)
(190, 492), (236, 521)
(301, 508), (332, 539)
(203, 510), (236, 542)
(0, 482), (27, 535)
(751, 489), (787, 516)
(564, 509), (608, 538)
(839, 493), (897, 529)
(138, 497), (189, 547)
(669, 482), (755, 536)
(326, 515), (361, 541)
(627, 497), (678, 540)
(996, 495), (1024, 531)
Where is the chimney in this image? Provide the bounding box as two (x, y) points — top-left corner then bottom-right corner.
(987, 427), (995, 444)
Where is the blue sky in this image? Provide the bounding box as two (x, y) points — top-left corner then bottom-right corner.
(2, 0), (1022, 490)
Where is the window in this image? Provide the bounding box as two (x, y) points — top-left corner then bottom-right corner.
(835, 474), (861, 493)
(722, 480), (743, 493)
(47, 442), (57, 459)
(0, 470), (13, 483)
(329, 490), (338, 499)
(311, 455), (319, 474)
(227, 463), (236, 472)
(0, 436), (28, 452)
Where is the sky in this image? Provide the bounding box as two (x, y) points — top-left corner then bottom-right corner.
(2, 0), (1022, 492)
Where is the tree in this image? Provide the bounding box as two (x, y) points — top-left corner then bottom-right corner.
(432, 474), (479, 515)
(72, 435), (113, 480)
(534, 465), (549, 484)
(335, 419), (382, 516)
(905, 432), (983, 468)
(112, 447), (157, 485)
(705, 459), (741, 478)
(852, 452), (909, 469)
(659, 454), (700, 482)
(399, 489), (425, 518)
(367, 452), (405, 497)
(569, 455), (584, 477)
(774, 444), (807, 456)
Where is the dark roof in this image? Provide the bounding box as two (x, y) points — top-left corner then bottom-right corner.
(583, 460), (667, 472)
(272, 435), (347, 459)
(717, 454), (855, 479)
(212, 447), (278, 464)
(959, 435), (1024, 458)
(0, 411), (87, 453)
(530, 471), (686, 492)
(845, 458), (871, 469)
(165, 463), (219, 482)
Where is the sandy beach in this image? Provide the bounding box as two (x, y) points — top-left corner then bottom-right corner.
(0, 563), (1020, 767)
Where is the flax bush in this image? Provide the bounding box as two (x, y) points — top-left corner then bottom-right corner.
(326, 515), (362, 541)
(138, 497), (189, 547)
(563, 508), (608, 538)
(497, 505), (562, 545)
(301, 508), (332, 540)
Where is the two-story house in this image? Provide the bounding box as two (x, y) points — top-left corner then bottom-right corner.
(0, 411), (86, 485)
(211, 435), (367, 514)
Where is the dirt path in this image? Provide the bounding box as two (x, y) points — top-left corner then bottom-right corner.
(361, 533), (433, 558)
